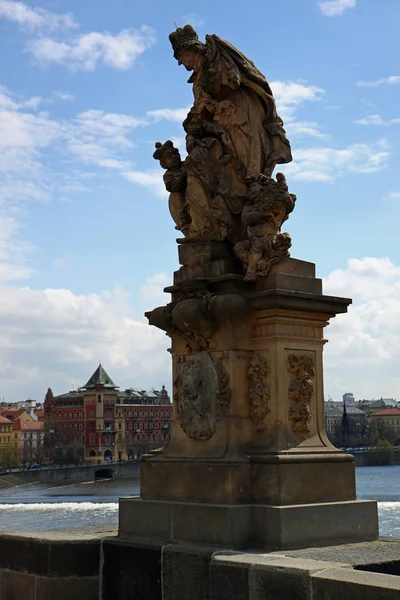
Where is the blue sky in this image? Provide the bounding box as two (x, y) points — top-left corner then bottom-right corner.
(1, 0), (400, 402)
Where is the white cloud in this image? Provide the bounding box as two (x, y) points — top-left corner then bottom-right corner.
(271, 81), (324, 109)
(147, 107), (189, 123)
(0, 85), (19, 110)
(357, 76), (400, 88)
(355, 114), (400, 126)
(54, 91), (75, 101)
(0, 213), (34, 281)
(28, 26), (156, 71)
(323, 258), (400, 400)
(0, 282), (171, 401)
(181, 13), (204, 28)
(385, 191), (400, 201)
(0, 85), (152, 213)
(282, 141), (389, 182)
(66, 109), (147, 169)
(270, 80), (327, 138)
(0, 86), (174, 401)
(0, 88), (65, 204)
(52, 258), (68, 270)
(0, 0), (77, 31)
(319, 0), (356, 17)
(139, 272), (171, 306)
(122, 170), (167, 198)
(73, 109), (146, 140)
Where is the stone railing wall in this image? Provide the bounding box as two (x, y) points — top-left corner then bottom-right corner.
(0, 527), (116, 600)
(0, 528), (399, 600)
(101, 537), (400, 600)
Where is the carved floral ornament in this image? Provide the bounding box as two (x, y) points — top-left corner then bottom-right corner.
(247, 353), (270, 431)
(287, 353), (315, 433)
(174, 352), (231, 440)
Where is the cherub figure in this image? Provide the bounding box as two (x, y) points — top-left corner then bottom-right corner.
(153, 141), (191, 234)
(234, 173), (296, 281)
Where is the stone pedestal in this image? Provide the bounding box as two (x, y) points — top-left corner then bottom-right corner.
(119, 498), (378, 550)
(122, 252), (378, 550)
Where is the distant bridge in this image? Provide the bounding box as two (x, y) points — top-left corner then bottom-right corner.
(0, 461), (140, 487)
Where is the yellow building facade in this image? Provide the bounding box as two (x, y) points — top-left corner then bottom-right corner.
(0, 416), (14, 466)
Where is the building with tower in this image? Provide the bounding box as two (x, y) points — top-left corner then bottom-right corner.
(44, 365), (172, 463)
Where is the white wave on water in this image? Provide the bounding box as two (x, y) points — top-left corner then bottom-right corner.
(0, 502), (118, 511)
(378, 501), (400, 511)
(0, 500), (397, 535)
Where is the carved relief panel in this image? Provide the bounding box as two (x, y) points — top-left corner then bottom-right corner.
(247, 353), (271, 431)
(287, 353), (315, 433)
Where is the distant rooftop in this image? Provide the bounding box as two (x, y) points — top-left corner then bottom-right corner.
(371, 408), (400, 417)
(82, 364), (118, 390)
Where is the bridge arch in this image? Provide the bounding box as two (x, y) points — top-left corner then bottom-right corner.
(94, 468), (114, 480)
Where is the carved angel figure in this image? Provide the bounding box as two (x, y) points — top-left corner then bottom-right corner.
(234, 173), (296, 280)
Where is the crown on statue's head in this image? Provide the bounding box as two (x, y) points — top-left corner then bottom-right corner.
(153, 141), (181, 164)
(169, 24), (201, 57)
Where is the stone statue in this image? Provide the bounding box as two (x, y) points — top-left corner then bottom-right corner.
(153, 24), (296, 279)
(234, 173), (296, 280)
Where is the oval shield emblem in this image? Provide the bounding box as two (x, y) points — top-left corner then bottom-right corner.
(176, 352), (219, 440)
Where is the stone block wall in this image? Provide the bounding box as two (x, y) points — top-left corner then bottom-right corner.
(0, 529), (399, 600)
(101, 537), (400, 600)
(0, 527), (117, 600)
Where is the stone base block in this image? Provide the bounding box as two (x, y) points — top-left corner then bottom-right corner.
(119, 497), (378, 550)
(178, 241), (233, 266)
(174, 259), (240, 285)
(140, 453), (356, 505)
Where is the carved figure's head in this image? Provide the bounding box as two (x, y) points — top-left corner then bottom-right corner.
(169, 24), (205, 71)
(153, 141), (181, 170)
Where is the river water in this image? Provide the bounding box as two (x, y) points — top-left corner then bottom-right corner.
(0, 466), (398, 536)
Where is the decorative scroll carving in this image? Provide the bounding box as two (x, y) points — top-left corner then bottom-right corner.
(175, 351), (219, 440)
(216, 357), (231, 417)
(287, 354), (315, 433)
(146, 288), (249, 352)
(247, 353), (270, 431)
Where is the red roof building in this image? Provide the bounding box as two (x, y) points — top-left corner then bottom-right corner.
(45, 365), (172, 463)
(370, 407), (400, 443)
(0, 408), (33, 422)
(371, 408), (400, 417)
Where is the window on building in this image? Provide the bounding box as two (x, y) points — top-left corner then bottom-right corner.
(98, 395), (102, 403)
(90, 434), (95, 444)
(89, 422), (95, 431)
(105, 434), (110, 443)
(118, 423), (121, 429)
(89, 410), (95, 418)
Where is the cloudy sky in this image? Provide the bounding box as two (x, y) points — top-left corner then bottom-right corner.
(0, 0), (400, 402)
